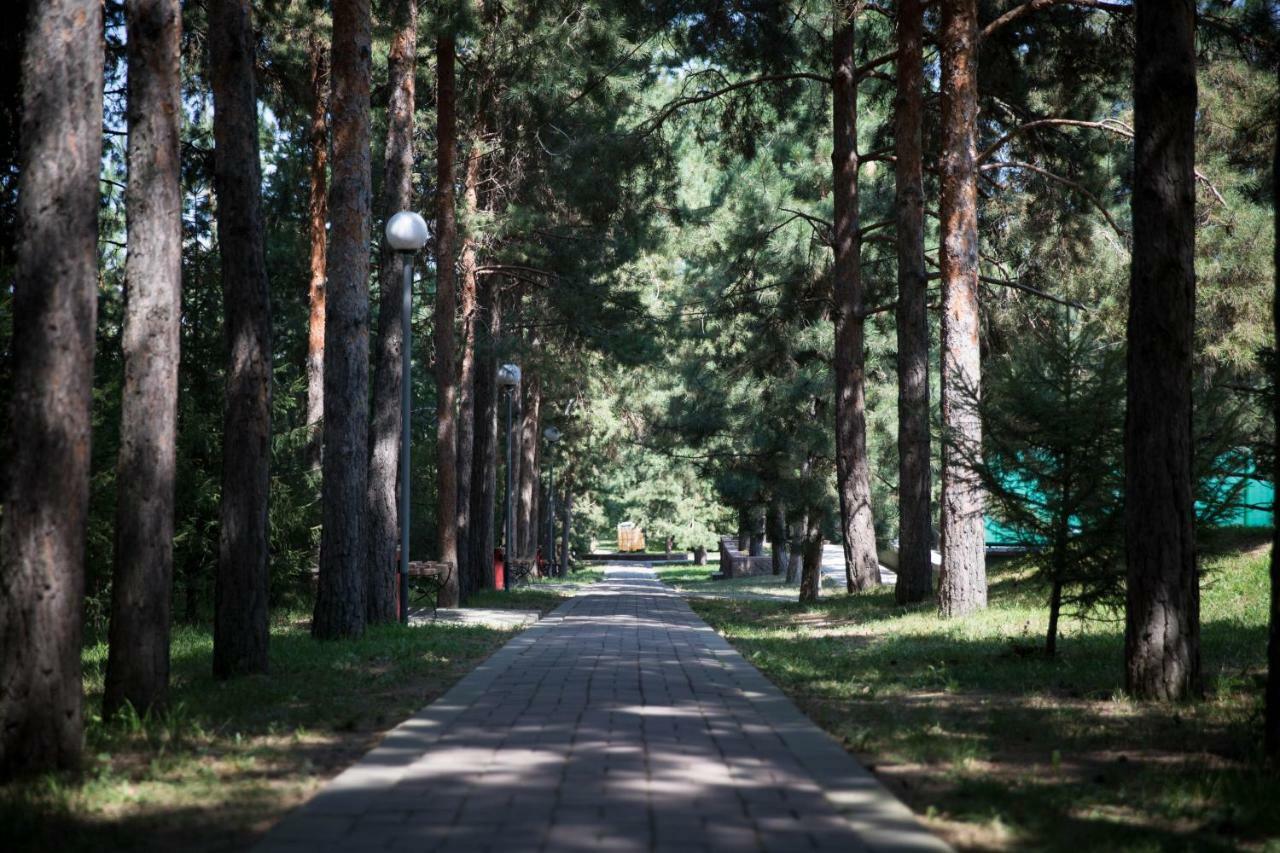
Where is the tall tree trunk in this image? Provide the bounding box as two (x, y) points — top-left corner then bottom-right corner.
(1124, 0), (1200, 700)
(894, 0), (932, 605)
(832, 6), (881, 594)
(937, 0), (987, 618)
(314, 0), (372, 640)
(560, 490), (574, 573)
(1266, 50), (1280, 763)
(209, 0), (272, 675)
(769, 502), (787, 576)
(466, 274), (501, 600)
(799, 510), (824, 603)
(517, 360), (542, 559)
(749, 505), (766, 556)
(434, 34), (460, 606)
(365, 0), (417, 625)
(455, 132), (483, 591)
(304, 30), (328, 471)
(737, 507), (750, 552)
(786, 516), (805, 584)
(0, 0), (102, 777)
(105, 0), (182, 718)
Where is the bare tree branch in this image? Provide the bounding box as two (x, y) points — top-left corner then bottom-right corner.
(635, 71), (830, 137)
(982, 159), (1129, 237)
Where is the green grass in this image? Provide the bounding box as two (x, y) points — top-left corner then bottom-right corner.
(688, 536), (1279, 852)
(465, 567), (605, 614)
(0, 577), (595, 853)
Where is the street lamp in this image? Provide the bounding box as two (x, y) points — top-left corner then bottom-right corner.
(497, 363), (521, 590)
(386, 211), (429, 624)
(543, 425), (562, 576)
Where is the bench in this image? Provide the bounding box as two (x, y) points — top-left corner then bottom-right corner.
(507, 558), (537, 587)
(406, 560), (453, 615)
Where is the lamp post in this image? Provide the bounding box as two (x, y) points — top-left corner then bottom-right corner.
(543, 425), (562, 576)
(386, 211), (429, 624)
(497, 363), (521, 590)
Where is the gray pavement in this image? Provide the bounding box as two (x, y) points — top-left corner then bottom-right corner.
(255, 566), (947, 853)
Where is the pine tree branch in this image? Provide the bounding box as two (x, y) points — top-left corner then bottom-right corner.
(980, 0), (1132, 41)
(635, 71), (830, 137)
(981, 159), (1129, 237)
(978, 117), (1227, 205)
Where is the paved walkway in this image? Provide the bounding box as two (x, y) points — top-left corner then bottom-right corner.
(256, 567), (947, 853)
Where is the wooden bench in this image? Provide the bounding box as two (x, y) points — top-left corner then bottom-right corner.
(406, 560), (453, 614)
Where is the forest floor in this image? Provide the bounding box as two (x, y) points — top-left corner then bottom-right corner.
(0, 569), (601, 853)
(677, 530), (1280, 852)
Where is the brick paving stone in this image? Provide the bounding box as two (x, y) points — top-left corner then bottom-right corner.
(254, 566), (948, 852)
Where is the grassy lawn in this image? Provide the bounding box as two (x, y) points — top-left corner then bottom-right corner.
(688, 533), (1279, 852)
(467, 567), (605, 614)
(0, 576), (597, 853)
(656, 559), (845, 599)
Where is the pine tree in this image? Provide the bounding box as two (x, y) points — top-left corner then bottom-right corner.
(104, 0), (182, 717)
(0, 0), (103, 777)
(366, 0), (418, 624)
(209, 0), (272, 676)
(1124, 0), (1200, 701)
(893, 0), (932, 605)
(937, 0), (987, 618)
(435, 29), (461, 606)
(314, 0), (373, 640)
(831, 2), (880, 594)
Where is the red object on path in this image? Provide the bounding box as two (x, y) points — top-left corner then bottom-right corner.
(494, 547), (505, 590)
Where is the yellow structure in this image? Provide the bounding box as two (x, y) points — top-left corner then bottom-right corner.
(617, 522), (646, 552)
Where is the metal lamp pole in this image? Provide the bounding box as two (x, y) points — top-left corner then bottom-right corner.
(497, 364), (521, 590)
(385, 211), (429, 624)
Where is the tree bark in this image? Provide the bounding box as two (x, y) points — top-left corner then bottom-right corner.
(786, 516), (805, 584)
(365, 0), (417, 624)
(1124, 0), (1200, 700)
(304, 30), (328, 471)
(434, 34), (461, 606)
(937, 0), (987, 618)
(769, 502), (787, 576)
(737, 507), (750, 552)
(561, 490), (574, 573)
(465, 275), (501, 600)
(209, 0), (272, 675)
(1267, 48), (1280, 764)
(832, 7), (881, 594)
(0, 0), (102, 777)
(314, 0), (372, 640)
(105, 0), (182, 718)
(894, 0), (933, 605)
(517, 359), (542, 559)
(799, 511), (823, 603)
(749, 505), (766, 556)
(455, 132), (483, 590)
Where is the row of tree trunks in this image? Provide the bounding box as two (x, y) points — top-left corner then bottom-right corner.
(455, 130), (484, 592)
(365, 0), (417, 625)
(831, 5), (881, 595)
(937, 0), (987, 618)
(0, 0), (103, 777)
(209, 0), (273, 672)
(104, 0), (183, 718)
(434, 34), (461, 607)
(1123, 0), (1200, 701)
(314, 0), (373, 640)
(304, 31), (329, 472)
(893, 0), (933, 605)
